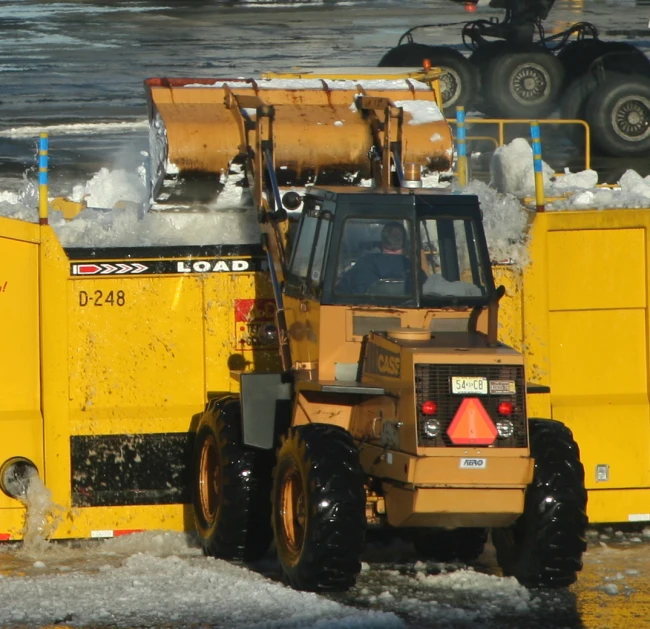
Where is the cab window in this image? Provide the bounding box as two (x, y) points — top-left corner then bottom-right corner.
(286, 210), (331, 296)
(334, 218), (414, 298)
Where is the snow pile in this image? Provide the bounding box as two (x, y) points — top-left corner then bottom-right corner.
(547, 169), (650, 211)
(51, 202), (260, 249)
(70, 166), (148, 209)
(5, 135), (650, 264)
(394, 100), (444, 124)
(197, 78), (433, 91)
(462, 179), (532, 266)
(489, 137), (555, 195)
(0, 174), (39, 222)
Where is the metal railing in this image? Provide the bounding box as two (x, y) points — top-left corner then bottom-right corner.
(446, 117), (591, 172)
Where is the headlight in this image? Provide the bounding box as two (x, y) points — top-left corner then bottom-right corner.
(422, 419), (441, 439)
(0, 457), (38, 498)
(257, 323), (278, 346)
(496, 420), (514, 439)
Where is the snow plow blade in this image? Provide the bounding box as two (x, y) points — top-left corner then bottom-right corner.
(144, 68), (453, 202)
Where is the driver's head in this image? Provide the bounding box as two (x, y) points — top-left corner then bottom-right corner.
(381, 222), (406, 254)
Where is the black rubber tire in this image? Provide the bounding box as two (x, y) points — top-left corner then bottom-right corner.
(492, 418), (587, 589)
(585, 72), (650, 157)
(468, 41), (510, 75)
(192, 397), (274, 562)
(272, 424), (366, 591)
(559, 72), (601, 146)
(482, 48), (565, 118)
(379, 43), (478, 115)
(413, 527), (488, 562)
(558, 39), (650, 84)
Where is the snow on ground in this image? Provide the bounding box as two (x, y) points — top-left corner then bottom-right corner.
(2, 523), (649, 629)
(0, 532), (403, 628)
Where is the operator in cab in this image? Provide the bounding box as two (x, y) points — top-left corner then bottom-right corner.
(336, 222), (417, 295)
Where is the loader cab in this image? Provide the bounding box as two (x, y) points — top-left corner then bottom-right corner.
(284, 187), (495, 309)
(281, 186), (498, 380)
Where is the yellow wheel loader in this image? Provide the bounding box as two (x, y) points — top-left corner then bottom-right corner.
(144, 68), (588, 591)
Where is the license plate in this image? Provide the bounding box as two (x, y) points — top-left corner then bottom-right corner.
(451, 376), (488, 395)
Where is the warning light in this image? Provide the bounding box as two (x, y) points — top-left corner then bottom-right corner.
(421, 400), (437, 415)
(447, 397), (497, 445)
(422, 58), (432, 71)
(464, 2), (477, 12)
(498, 401), (514, 416)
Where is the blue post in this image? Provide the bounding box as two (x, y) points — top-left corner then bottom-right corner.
(456, 106), (468, 186)
(530, 122), (545, 212)
(39, 133), (49, 225)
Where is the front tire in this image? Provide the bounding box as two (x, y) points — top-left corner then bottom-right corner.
(482, 48), (564, 118)
(492, 418), (587, 588)
(272, 424), (366, 591)
(192, 397), (274, 562)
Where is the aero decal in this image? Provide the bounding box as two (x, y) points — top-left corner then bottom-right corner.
(71, 258), (264, 277)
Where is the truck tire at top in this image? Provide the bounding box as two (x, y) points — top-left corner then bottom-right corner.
(481, 47), (564, 118)
(272, 423), (366, 591)
(558, 39), (650, 84)
(559, 72), (601, 147)
(378, 43), (478, 116)
(492, 418), (587, 589)
(192, 397), (274, 562)
(585, 73), (650, 157)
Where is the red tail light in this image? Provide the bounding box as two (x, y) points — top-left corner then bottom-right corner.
(498, 401), (514, 416)
(421, 400), (437, 415)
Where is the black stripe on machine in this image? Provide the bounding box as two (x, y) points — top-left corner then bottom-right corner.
(70, 433), (194, 507)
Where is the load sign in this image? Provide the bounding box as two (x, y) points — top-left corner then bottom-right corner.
(70, 258), (263, 277)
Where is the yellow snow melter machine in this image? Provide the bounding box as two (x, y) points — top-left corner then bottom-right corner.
(0, 67), (586, 591)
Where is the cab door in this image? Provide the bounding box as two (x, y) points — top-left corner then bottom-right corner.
(282, 206), (331, 375)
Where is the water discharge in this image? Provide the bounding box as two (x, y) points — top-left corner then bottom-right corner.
(18, 475), (66, 555)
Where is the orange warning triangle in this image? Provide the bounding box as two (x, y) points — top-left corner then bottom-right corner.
(447, 397), (497, 445)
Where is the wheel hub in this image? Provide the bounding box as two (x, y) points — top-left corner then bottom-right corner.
(511, 63), (550, 105)
(612, 95), (650, 141)
(198, 434), (219, 526)
(440, 69), (460, 107)
(280, 464), (306, 560)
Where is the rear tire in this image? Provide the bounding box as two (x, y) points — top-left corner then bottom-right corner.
(492, 418), (587, 588)
(560, 72), (600, 146)
(272, 424), (366, 591)
(585, 73), (650, 157)
(379, 43), (478, 115)
(482, 48), (564, 118)
(413, 527), (488, 562)
(192, 397), (274, 562)
(558, 39), (650, 83)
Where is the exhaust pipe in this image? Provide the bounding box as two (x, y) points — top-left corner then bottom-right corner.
(0, 457), (38, 499)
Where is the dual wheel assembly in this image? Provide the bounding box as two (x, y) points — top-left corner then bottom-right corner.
(378, 41), (563, 119)
(192, 399), (587, 591)
(379, 39), (650, 157)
